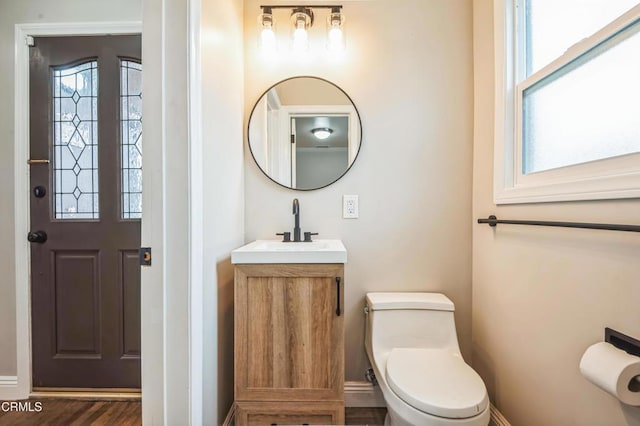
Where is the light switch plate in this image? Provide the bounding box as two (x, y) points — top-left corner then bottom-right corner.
(343, 195), (359, 219)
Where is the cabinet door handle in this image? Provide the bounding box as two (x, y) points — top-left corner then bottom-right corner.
(335, 276), (341, 316)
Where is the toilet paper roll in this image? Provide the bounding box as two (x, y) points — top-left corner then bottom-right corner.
(579, 341), (640, 406)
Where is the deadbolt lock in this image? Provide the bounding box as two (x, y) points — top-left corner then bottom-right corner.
(33, 186), (46, 198)
(139, 247), (152, 266)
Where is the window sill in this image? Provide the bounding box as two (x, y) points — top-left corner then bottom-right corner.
(494, 168), (640, 204)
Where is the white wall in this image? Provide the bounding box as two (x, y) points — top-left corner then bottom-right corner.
(0, 0), (141, 378)
(472, 1), (640, 424)
(142, 0), (244, 423)
(141, 0), (191, 422)
(296, 149), (348, 190)
(244, 0), (474, 381)
(199, 0), (245, 423)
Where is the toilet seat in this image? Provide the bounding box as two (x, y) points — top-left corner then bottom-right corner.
(386, 348), (489, 419)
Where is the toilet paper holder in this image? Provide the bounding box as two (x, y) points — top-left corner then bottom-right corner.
(605, 327), (640, 358)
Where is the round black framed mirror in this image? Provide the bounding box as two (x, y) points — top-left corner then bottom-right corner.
(248, 76), (362, 190)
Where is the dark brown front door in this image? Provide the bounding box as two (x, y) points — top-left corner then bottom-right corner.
(29, 35), (142, 388)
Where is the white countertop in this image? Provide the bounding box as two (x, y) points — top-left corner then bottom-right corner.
(231, 239), (347, 264)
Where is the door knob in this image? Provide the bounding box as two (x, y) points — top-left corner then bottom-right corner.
(33, 186), (47, 198)
(27, 231), (47, 244)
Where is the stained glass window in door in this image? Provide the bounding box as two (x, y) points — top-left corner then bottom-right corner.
(120, 60), (143, 219)
(53, 61), (99, 219)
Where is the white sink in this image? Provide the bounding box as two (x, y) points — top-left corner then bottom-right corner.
(231, 239), (347, 264)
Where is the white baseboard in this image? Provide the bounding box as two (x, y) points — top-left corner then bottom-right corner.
(0, 376), (18, 388)
(489, 403), (511, 426)
(344, 381), (386, 407)
(0, 376), (20, 400)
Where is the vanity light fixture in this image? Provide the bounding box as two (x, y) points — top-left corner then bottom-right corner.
(258, 5), (345, 55)
(258, 7), (277, 54)
(291, 7), (313, 52)
(311, 127), (333, 140)
(326, 7), (345, 52)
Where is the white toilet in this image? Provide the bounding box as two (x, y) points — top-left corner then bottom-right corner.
(365, 292), (490, 426)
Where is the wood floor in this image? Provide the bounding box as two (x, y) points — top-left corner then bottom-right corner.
(0, 400), (141, 426)
(0, 400), (386, 425)
(345, 407), (387, 425)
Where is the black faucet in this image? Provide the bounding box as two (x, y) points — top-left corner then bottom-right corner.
(292, 198), (301, 242)
(276, 199), (318, 242)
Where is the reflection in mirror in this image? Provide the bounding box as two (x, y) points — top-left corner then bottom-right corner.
(248, 77), (361, 190)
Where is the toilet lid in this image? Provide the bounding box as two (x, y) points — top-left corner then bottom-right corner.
(386, 348), (489, 419)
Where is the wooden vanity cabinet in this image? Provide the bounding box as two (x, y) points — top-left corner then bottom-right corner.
(234, 264), (344, 425)
(235, 401), (343, 426)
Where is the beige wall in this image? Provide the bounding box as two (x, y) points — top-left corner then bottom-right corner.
(244, 0), (474, 381)
(275, 78), (351, 105)
(0, 0), (141, 376)
(472, 1), (640, 425)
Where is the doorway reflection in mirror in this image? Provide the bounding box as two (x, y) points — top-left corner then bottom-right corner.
(248, 77), (361, 191)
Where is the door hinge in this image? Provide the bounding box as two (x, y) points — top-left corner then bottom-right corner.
(291, 134), (295, 144)
(139, 247), (152, 266)
(25, 36), (35, 47)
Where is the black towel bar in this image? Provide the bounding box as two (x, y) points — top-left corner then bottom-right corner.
(477, 215), (640, 233)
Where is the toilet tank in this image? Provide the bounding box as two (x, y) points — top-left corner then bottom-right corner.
(365, 293), (461, 356)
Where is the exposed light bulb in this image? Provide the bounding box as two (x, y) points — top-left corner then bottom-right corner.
(260, 25), (276, 54)
(326, 9), (346, 53)
(327, 26), (344, 52)
(258, 8), (277, 56)
(290, 8), (312, 53)
(292, 21), (308, 52)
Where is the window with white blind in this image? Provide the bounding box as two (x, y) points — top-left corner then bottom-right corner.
(494, 0), (640, 203)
